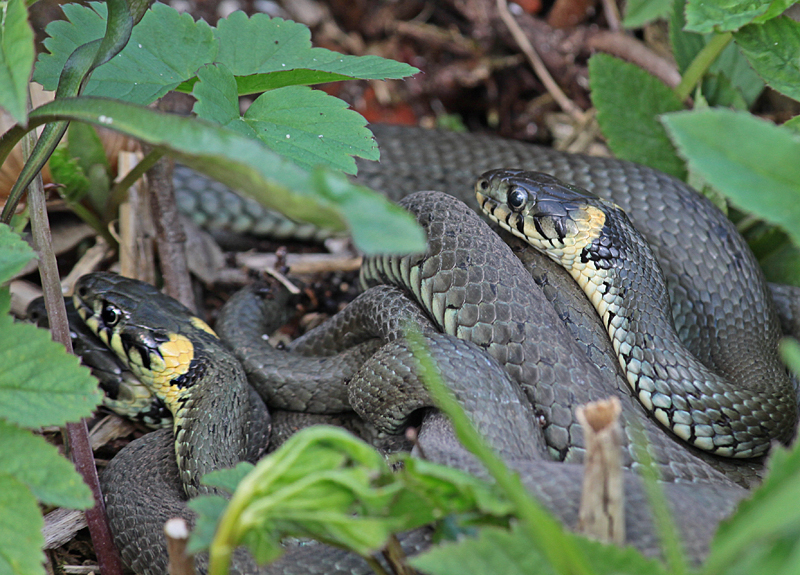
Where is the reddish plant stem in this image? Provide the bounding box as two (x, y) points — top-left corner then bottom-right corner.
(24, 117), (124, 575)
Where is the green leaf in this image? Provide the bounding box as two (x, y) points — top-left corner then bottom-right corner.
(198, 426), (512, 572)
(0, 0), (35, 125)
(661, 109), (800, 246)
(411, 523), (549, 575)
(670, 0), (705, 72)
(784, 115), (800, 133)
(397, 457), (512, 519)
(35, 2), (216, 105)
(709, 42), (764, 107)
(0, 473), (44, 575)
(203, 427), (408, 567)
(0, 223), (35, 283)
(241, 86), (378, 174)
(0, 420), (93, 508)
(33, 2), (108, 89)
(193, 64), (379, 173)
(413, 521), (669, 575)
(623, 0), (672, 28)
(735, 17), (800, 101)
(704, 439), (800, 575)
(685, 0), (795, 33)
(589, 54), (686, 179)
(35, 5), (417, 103)
(201, 462), (254, 494)
(780, 338), (800, 378)
(700, 72), (748, 110)
(759, 240), (800, 285)
(49, 146), (91, 202)
(66, 122), (109, 176)
(187, 494), (229, 554)
(65, 123), (111, 211)
(191, 63), (251, 135)
(308, 167), (426, 252)
(211, 11), (417, 94)
(670, 0), (763, 106)
(2, 97), (426, 254)
(575, 537), (670, 575)
(0, 307), (100, 428)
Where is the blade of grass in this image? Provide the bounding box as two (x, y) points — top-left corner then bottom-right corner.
(405, 328), (595, 575)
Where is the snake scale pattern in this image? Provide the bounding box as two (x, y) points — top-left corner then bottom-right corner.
(67, 124), (800, 573)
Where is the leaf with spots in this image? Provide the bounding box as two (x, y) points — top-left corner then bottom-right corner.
(208, 11), (417, 95)
(34, 2), (216, 105)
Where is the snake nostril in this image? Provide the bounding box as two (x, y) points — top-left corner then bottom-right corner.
(77, 286), (88, 298)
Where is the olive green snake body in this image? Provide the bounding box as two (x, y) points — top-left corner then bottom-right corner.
(68, 125), (800, 573)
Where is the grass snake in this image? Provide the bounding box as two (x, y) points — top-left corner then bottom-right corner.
(67, 125), (799, 573)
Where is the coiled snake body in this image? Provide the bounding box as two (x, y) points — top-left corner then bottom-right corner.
(74, 125), (798, 573)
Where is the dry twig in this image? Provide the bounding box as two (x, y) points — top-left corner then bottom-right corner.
(576, 397), (624, 544)
(496, 0), (585, 121)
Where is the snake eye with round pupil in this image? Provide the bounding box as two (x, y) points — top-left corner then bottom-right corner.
(507, 188), (528, 211)
(101, 304), (121, 327)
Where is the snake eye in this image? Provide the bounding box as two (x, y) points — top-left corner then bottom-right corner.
(101, 303), (122, 327)
(507, 188), (528, 212)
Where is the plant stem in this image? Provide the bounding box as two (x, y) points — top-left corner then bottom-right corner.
(23, 98), (124, 575)
(630, 424), (687, 575)
(381, 534), (415, 575)
(406, 330), (594, 575)
(364, 554), (392, 575)
(106, 147), (163, 220)
(674, 32), (733, 102)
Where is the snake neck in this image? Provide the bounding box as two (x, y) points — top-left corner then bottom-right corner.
(171, 348), (252, 497)
(564, 205), (794, 458)
(73, 273), (253, 498)
(476, 170), (796, 459)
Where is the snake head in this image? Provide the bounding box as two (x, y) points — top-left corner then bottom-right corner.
(475, 169), (613, 268)
(73, 273), (216, 397)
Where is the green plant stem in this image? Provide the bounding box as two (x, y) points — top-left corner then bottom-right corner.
(735, 213), (760, 234)
(630, 425), (686, 575)
(23, 96), (125, 575)
(106, 148), (164, 221)
(406, 330), (594, 575)
(208, 474), (259, 575)
(363, 554), (392, 575)
(675, 33), (733, 102)
(381, 534), (414, 575)
(67, 200), (117, 247)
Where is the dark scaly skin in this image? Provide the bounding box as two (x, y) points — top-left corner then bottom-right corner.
(358, 192), (749, 485)
(179, 125), (796, 433)
(26, 297), (173, 428)
(95, 123), (798, 571)
(359, 126), (788, 407)
(71, 273), (271, 574)
(215, 192), (746, 562)
(84, 193), (746, 574)
(474, 169), (796, 458)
